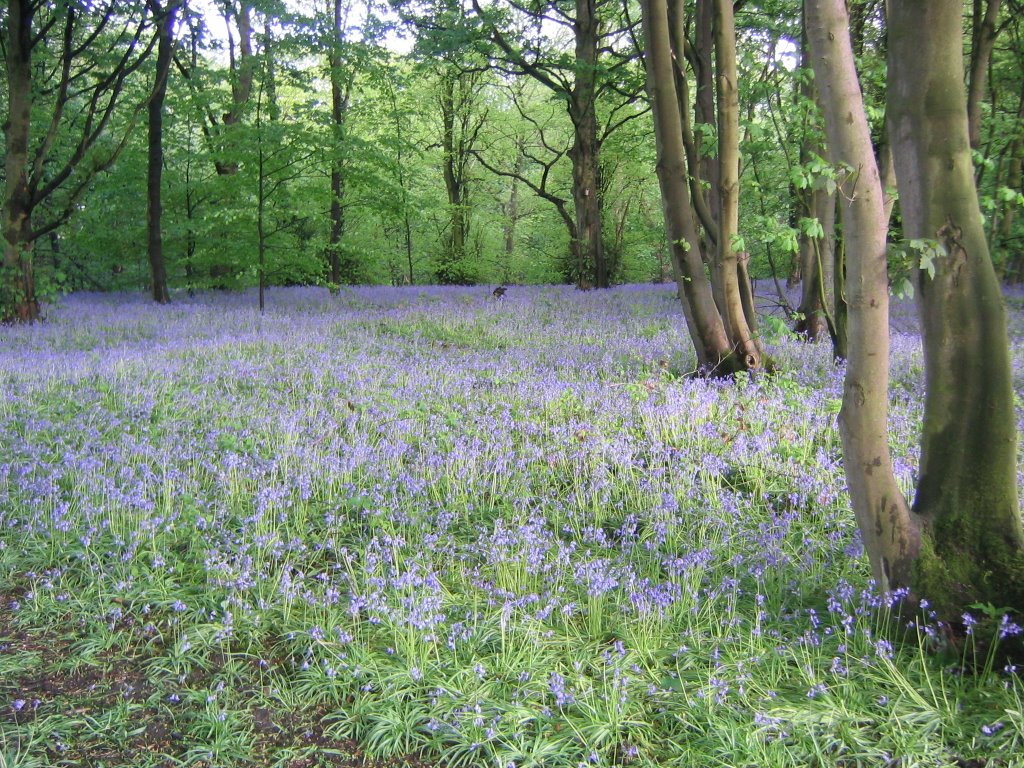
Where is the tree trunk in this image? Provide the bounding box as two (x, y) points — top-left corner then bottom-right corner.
(713, 0), (762, 368)
(795, 182), (836, 342)
(228, 1), (254, 125)
(257, 132), (266, 313)
(641, 0), (733, 371)
(694, 0), (721, 234)
(501, 143), (524, 283)
(570, 0), (606, 289)
(2, 0), (150, 319)
(438, 71), (472, 285)
(147, 0), (178, 305)
(2, 0), (39, 322)
(327, 0), (353, 287)
(832, 218), (848, 361)
(694, 0), (725, 311)
(214, 0), (254, 176)
(967, 0), (1002, 151)
(806, 0), (918, 596)
(794, 0), (836, 343)
(669, 6), (718, 250)
(385, 81), (416, 285)
(442, 78), (464, 269)
(998, 86), (1024, 279)
(888, 0), (1024, 617)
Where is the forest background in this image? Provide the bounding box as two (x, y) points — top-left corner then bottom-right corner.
(3, 0), (1020, 304)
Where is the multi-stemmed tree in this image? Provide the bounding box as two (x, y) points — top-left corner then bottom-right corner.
(805, 0), (1023, 625)
(639, 0), (766, 374)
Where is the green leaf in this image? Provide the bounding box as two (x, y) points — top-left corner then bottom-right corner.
(775, 227), (799, 254)
(892, 276), (914, 300)
(789, 167), (809, 190)
(799, 217), (825, 239)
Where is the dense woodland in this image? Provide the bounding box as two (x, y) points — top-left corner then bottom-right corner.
(1, 0), (1021, 305)
(3, 0), (1024, 646)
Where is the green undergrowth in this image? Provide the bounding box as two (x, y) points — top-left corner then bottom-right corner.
(0, 286), (1021, 767)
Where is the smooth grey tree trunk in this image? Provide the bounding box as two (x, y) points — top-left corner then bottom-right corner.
(806, 0), (919, 595)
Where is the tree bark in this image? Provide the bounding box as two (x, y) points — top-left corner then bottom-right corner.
(501, 141), (525, 283)
(470, 0), (614, 289)
(669, 2), (718, 249)
(257, 126), (266, 313)
(832, 216), (848, 360)
(967, 0), (1002, 151)
(2, 0), (149, 318)
(214, 0), (254, 176)
(228, 1), (254, 125)
(694, 0), (721, 236)
(713, 0), (762, 368)
(327, 0), (354, 287)
(437, 68), (483, 285)
(641, 0), (733, 371)
(2, 0), (39, 322)
(795, 181), (836, 342)
(793, 1), (836, 343)
(570, 0), (606, 288)
(888, 0), (1024, 617)
(440, 75), (466, 282)
(806, 0), (918, 596)
(146, 0), (179, 305)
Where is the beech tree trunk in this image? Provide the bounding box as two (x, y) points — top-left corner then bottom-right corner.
(832, 204), (848, 361)
(327, 0), (353, 287)
(694, 0), (721, 236)
(440, 76), (466, 282)
(795, 182), (835, 342)
(713, 0), (762, 368)
(808, 0), (1024, 622)
(570, 0), (606, 289)
(641, 0), (732, 371)
(470, 0), (616, 289)
(967, 0), (1001, 151)
(806, 0), (919, 595)
(501, 143), (525, 283)
(214, 0), (254, 176)
(794, 4), (836, 343)
(888, 0), (1024, 616)
(437, 68), (483, 286)
(641, 0), (766, 375)
(671, 1), (717, 248)
(147, 0), (179, 305)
